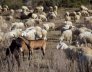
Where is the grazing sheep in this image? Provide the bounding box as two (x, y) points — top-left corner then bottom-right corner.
(6, 29), (22, 39)
(64, 21), (73, 26)
(25, 18), (42, 27)
(47, 12), (57, 19)
(74, 14), (81, 22)
(38, 14), (47, 21)
(60, 29), (72, 44)
(81, 10), (89, 16)
(36, 5), (44, 13)
(56, 41), (68, 49)
(65, 11), (70, 16)
(41, 29), (47, 40)
(80, 5), (88, 11)
(24, 18), (35, 27)
(32, 13), (38, 19)
(43, 22), (55, 31)
(84, 16), (92, 26)
(22, 28), (36, 40)
(0, 31), (4, 42)
(79, 26), (92, 33)
(53, 5), (58, 16)
(65, 15), (71, 21)
(11, 22), (25, 30)
(22, 6), (29, 11)
(77, 31), (92, 46)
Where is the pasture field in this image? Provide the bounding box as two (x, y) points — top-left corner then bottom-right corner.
(0, 8), (92, 72)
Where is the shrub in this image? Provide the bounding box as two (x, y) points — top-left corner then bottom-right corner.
(2, 0), (23, 9)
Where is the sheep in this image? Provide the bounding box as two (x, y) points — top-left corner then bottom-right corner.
(80, 5), (88, 11)
(65, 15), (71, 21)
(81, 10), (89, 16)
(10, 9), (15, 16)
(22, 6), (29, 11)
(32, 13), (38, 19)
(24, 18), (42, 27)
(88, 10), (92, 14)
(74, 14), (81, 22)
(35, 26), (47, 40)
(35, 26), (43, 39)
(62, 24), (73, 31)
(0, 31), (4, 42)
(22, 28), (36, 40)
(11, 22), (25, 30)
(84, 16), (92, 25)
(0, 5), (2, 13)
(1, 22), (8, 30)
(47, 12), (57, 19)
(53, 5), (58, 16)
(60, 29), (72, 44)
(43, 22), (55, 31)
(79, 26), (92, 33)
(6, 29), (22, 39)
(56, 41), (69, 49)
(65, 11), (70, 16)
(77, 31), (92, 46)
(64, 21), (73, 26)
(22, 26), (47, 40)
(6, 15), (14, 21)
(35, 5), (44, 13)
(41, 29), (47, 40)
(38, 14), (47, 21)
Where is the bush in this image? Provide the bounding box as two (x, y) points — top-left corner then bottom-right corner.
(2, 0), (23, 9)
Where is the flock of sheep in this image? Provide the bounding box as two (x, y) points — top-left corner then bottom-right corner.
(0, 5), (57, 43)
(0, 4), (92, 68)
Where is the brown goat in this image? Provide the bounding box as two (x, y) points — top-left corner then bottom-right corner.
(29, 39), (47, 55)
(20, 37), (47, 60)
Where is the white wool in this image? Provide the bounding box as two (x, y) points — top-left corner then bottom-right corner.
(64, 21), (73, 26)
(57, 41), (68, 49)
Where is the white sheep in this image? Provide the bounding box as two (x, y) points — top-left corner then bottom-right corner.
(22, 6), (29, 11)
(81, 10), (89, 16)
(80, 5), (88, 11)
(36, 5), (44, 13)
(60, 29), (72, 44)
(48, 12), (57, 19)
(11, 22), (25, 30)
(32, 13), (38, 19)
(43, 22), (55, 31)
(22, 28), (36, 40)
(65, 11), (70, 16)
(84, 16), (92, 25)
(74, 14), (81, 22)
(77, 31), (92, 46)
(56, 41), (68, 49)
(22, 26), (47, 40)
(64, 21), (73, 26)
(65, 15), (71, 21)
(0, 31), (4, 42)
(38, 14), (47, 21)
(6, 29), (22, 39)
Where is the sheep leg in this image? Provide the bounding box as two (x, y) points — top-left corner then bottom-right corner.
(28, 48), (31, 60)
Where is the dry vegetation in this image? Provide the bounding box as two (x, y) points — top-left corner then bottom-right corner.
(0, 7), (92, 72)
